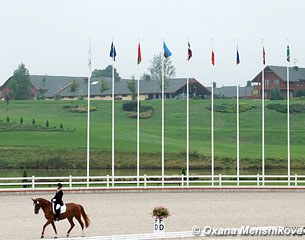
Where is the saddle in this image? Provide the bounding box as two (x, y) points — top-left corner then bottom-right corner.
(52, 203), (67, 214)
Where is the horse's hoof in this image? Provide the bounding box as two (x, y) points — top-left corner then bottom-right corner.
(66, 234), (69, 238)
(41, 236), (44, 239)
(54, 237), (58, 239)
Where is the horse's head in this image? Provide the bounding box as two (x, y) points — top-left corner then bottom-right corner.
(31, 198), (41, 214)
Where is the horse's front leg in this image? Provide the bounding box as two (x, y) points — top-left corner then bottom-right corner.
(41, 220), (52, 238)
(51, 222), (58, 238)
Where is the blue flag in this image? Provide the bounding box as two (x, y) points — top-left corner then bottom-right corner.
(236, 48), (240, 65)
(110, 42), (116, 61)
(163, 42), (172, 58)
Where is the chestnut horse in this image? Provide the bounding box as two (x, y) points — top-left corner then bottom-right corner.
(32, 198), (90, 238)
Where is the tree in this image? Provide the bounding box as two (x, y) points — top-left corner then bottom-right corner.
(213, 82), (217, 88)
(127, 75), (137, 100)
(70, 79), (79, 96)
(92, 65), (121, 80)
(99, 77), (110, 100)
(270, 87), (284, 100)
(8, 63), (31, 100)
(148, 52), (176, 90)
(38, 76), (47, 99)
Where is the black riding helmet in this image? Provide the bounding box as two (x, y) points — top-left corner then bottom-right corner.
(57, 183), (62, 188)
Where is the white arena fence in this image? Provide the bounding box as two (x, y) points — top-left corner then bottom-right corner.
(0, 174), (305, 190)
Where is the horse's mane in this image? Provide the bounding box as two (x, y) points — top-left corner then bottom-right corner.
(36, 198), (51, 205)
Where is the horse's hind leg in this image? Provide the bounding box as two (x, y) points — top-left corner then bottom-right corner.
(51, 222), (58, 238)
(75, 214), (85, 236)
(66, 216), (75, 237)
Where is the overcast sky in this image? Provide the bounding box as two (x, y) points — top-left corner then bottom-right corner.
(1, 0), (305, 86)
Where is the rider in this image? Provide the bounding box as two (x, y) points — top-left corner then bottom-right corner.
(51, 183), (64, 221)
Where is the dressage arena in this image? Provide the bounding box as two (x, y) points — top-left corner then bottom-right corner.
(1, 190), (305, 240)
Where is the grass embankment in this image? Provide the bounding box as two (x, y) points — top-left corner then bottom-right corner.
(0, 99), (305, 171)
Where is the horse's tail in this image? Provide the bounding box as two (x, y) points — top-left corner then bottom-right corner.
(80, 205), (90, 228)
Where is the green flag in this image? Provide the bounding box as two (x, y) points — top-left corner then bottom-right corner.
(287, 45), (290, 62)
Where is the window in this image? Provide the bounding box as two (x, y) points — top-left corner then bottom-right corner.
(265, 80), (270, 86)
(274, 80), (279, 85)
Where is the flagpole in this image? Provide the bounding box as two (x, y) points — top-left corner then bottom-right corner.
(112, 41), (115, 187)
(186, 76), (189, 187)
(161, 43), (165, 187)
(237, 84), (240, 186)
(86, 37), (91, 188)
(236, 39), (240, 186)
(211, 39), (214, 186)
(262, 41), (265, 186)
(287, 43), (290, 186)
(137, 40), (140, 187)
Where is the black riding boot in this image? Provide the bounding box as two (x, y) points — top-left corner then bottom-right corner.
(55, 209), (60, 221)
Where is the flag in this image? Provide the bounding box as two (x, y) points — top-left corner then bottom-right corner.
(263, 47), (266, 65)
(137, 42), (142, 65)
(163, 42), (172, 58)
(287, 45), (290, 62)
(211, 50), (215, 66)
(187, 41), (192, 61)
(110, 42), (116, 61)
(236, 47), (240, 65)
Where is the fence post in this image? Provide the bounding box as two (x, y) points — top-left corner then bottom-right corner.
(32, 176), (35, 190)
(144, 174), (147, 188)
(295, 174), (298, 187)
(257, 174), (260, 187)
(219, 174), (222, 187)
(69, 175), (72, 190)
(106, 175), (109, 189)
(181, 174), (184, 188)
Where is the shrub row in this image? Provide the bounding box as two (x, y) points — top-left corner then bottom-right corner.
(64, 105), (97, 113)
(267, 103), (305, 113)
(207, 103), (256, 113)
(128, 110), (154, 119)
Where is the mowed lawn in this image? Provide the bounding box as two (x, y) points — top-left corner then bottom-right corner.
(0, 99), (305, 169)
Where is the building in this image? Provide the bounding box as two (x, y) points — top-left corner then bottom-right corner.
(251, 65), (305, 99)
(0, 75), (211, 100)
(206, 85), (252, 98)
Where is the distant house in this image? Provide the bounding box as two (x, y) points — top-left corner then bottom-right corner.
(251, 65), (305, 99)
(207, 85), (252, 99)
(0, 75), (211, 100)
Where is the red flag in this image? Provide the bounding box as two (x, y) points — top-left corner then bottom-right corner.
(211, 50), (215, 65)
(137, 42), (141, 65)
(263, 47), (266, 65)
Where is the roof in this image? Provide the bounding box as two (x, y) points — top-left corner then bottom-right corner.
(252, 65), (305, 83)
(2, 75), (209, 98)
(207, 86), (252, 98)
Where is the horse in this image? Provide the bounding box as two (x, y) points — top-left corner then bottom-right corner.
(32, 198), (90, 238)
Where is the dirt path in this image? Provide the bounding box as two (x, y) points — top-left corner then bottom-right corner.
(0, 191), (304, 239)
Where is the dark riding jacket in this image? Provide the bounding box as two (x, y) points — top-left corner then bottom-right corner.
(52, 189), (64, 206)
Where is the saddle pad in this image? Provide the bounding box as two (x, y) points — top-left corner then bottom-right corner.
(52, 203), (67, 214)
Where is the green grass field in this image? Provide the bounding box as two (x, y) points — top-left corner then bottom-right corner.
(0, 99), (305, 171)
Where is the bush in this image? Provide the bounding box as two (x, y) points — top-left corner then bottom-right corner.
(60, 123), (63, 129)
(270, 87), (284, 100)
(207, 103), (256, 113)
(6, 116), (10, 123)
(64, 105), (96, 113)
(267, 103), (305, 113)
(128, 110), (154, 119)
(46, 120), (49, 128)
(20, 117), (23, 124)
(122, 101), (137, 111)
(140, 105), (154, 112)
(32, 119), (36, 125)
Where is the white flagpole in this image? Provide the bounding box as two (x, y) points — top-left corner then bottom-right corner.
(211, 39), (214, 186)
(287, 43), (290, 186)
(137, 41), (140, 187)
(161, 46), (165, 187)
(86, 37), (92, 188)
(236, 40), (240, 186)
(262, 41), (265, 186)
(237, 84), (240, 186)
(186, 76), (189, 186)
(112, 41), (115, 187)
